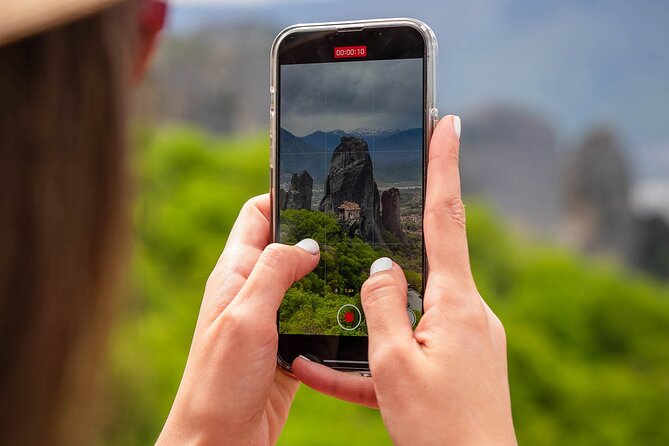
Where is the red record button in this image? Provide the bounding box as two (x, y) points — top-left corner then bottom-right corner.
(337, 304), (362, 330)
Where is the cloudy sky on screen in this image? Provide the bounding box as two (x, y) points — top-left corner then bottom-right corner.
(281, 59), (422, 136)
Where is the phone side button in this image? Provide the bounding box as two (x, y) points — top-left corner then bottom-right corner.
(429, 107), (439, 130)
(269, 128), (275, 166)
(269, 166), (274, 193)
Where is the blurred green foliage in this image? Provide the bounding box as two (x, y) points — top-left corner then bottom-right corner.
(104, 127), (669, 445)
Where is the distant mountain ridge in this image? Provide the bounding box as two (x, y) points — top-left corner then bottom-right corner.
(295, 127), (422, 156)
(280, 127), (423, 183)
(333, 127), (404, 138)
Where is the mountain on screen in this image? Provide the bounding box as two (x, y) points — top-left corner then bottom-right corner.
(279, 127), (423, 183)
(301, 128), (421, 156)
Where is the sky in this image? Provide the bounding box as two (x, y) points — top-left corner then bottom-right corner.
(280, 59), (423, 137)
(168, 0), (669, 153)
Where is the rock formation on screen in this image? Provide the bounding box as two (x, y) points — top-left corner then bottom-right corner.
(284, 170), (313, 210)
(319, 136), (385, 245)
(381, 187), (407, 243)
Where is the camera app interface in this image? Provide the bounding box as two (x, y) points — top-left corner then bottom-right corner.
(278, 56), (424, 336)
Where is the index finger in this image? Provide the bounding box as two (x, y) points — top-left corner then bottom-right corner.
(201, 194), (271, 314)
(424, 115), (473, 282)
(222, 193), (271, 257)
(292, 356), (378, 408)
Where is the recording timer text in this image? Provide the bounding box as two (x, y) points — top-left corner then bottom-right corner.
(334, 45), (367, 59)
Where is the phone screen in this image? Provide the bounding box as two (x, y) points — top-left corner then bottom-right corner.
(276, 31), (425, 339)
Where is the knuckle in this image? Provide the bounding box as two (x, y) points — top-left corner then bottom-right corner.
(259, 243), (291, 271)
(444, 196), (467, 228)
(255, 243), (296, 288)
(204, 265), (228, 297)
(204, 253), (244, 294)
(489, 312), (507, 342)
(361, 275), (403, 307)
(452, 299), (489, 333)
(234, 198), (257, 223)
(241, 195), (261, 214)
(235, 195), (267, 226)
(425, 196), (467, 229)
(205, 265), (223, 290)
(217, 305), (251, 335)
(370, 343), (411, 373)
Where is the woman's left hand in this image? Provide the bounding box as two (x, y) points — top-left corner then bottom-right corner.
(157, 194), (375, 445)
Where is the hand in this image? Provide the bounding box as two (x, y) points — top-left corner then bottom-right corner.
(157, 194), (378, 445)
(294, 116), (517, 445)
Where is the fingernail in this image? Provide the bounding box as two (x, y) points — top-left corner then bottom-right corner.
(370, 257), (393, 275)
(300, 354), (325, 364)
(453, 115), (461, 140)
(295, 238), (319, 255)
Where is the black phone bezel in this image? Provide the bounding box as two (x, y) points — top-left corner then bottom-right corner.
(275, 24), (427, 372)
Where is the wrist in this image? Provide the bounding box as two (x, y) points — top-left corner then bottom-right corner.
(157, 407), (265, 446)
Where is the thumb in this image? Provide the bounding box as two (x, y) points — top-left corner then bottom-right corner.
(231, 239), (320, 323)
(361, 258), (416, 359)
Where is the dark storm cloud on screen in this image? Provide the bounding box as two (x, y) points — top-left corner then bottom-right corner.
(281, 58), (422, 136)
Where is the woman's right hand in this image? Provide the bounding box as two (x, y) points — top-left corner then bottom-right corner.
(294, 116), (517, 445)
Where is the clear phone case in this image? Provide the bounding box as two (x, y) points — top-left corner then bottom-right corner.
(269, 18), (438, 373)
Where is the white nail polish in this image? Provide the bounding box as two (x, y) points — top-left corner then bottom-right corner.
(453, 115), (461, 140)
(295, 238), (320, 255)
(370, 257), (393, 275)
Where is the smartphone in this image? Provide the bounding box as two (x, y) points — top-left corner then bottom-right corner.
(270, 18), (437, 373)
